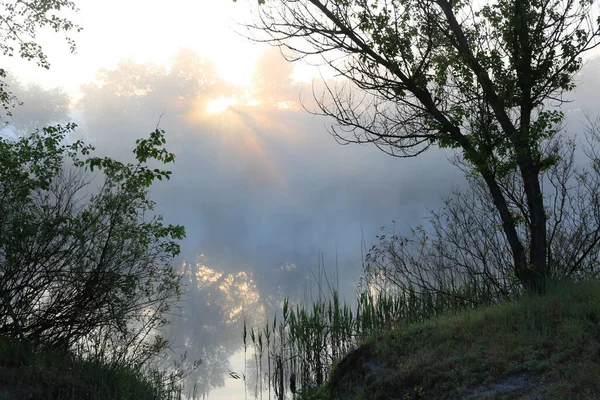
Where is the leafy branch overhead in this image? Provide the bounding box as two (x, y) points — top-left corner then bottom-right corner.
(0, 0), (81, 115)
(0, 0), (81, 67)
(87, 129), (176, 188)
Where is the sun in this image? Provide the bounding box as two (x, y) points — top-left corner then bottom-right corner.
(206, 96), (237, 114)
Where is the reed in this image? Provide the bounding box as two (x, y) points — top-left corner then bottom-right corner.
(243, 273), (489, 398)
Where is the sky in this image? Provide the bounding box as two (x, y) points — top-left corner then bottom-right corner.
(2, 0), (600, 398)
(3, 0), (316, 95)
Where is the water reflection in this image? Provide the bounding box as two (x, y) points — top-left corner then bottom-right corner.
(172, 254), (266, 398)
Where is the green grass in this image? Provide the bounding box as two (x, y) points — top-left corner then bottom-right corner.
(309, 278), (600, 399)
(0, 336), (182, 400)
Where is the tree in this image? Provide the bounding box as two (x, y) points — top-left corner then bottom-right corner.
(0, 0), (188, 380)
(363, 116), (600, 306)
(0, 0), (81, 119)
(237, 0), (600, 292)
(0, 74), (70, 135)
(0, 126), (185, 369)
(79, 50), (223, 156)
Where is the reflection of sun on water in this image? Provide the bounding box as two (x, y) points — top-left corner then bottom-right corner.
(181, 255), (265, 326)
(206, 96), (237, 114)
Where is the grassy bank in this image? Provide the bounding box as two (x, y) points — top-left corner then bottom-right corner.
(0, 336), (181, 400)
(308, 278), (600, 399)
(242, 277), (491, 399)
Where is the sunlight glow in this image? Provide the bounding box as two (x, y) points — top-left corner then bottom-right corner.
(188, 255), (265, 326)
(206, 96), (237, 114)
(275, 101), (298, 110)
(182, 97), (286, 188)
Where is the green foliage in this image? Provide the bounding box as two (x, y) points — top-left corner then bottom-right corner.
(0, 0), (189, 395)
(0, 0), (80, 66)
(0, 0), (81, 115)
(0, 123), (85, 197)
(0, 126), (185, 368)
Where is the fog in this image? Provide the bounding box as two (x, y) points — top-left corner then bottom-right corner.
(2, 32), (599, 399)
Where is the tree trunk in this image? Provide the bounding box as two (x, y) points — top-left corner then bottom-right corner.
(1, 288), (26, 342)
(479, 171), (530, 290)
(520, 162), (547, 294)
(482, 161), (547, 294)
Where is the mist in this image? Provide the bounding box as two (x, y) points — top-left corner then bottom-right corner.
(2, 45), (599, 397)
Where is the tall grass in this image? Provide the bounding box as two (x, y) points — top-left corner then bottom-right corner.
(0, 335), (184, 400)
(242, 266), (495, 398)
